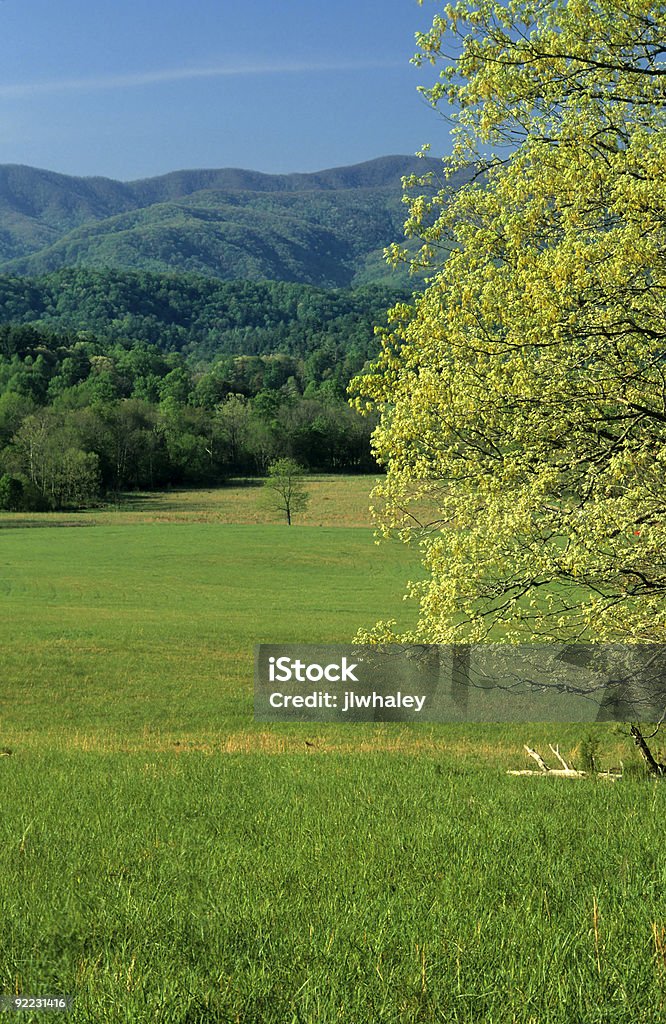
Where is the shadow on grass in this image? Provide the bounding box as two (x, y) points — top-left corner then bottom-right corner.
(0, 519), (95, 530)
(224, 478), (264, 489)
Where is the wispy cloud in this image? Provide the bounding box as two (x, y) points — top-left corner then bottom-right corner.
(0, 59), (403, 99)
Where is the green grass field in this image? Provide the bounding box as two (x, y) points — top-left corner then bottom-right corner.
(0, 518), (421, 749)
(1, 479), (665, 1023)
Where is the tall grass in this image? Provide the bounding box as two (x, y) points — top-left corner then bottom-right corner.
(1, 754), (665, 1022)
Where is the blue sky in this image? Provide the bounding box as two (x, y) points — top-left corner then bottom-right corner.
(0, 0), (448, 180)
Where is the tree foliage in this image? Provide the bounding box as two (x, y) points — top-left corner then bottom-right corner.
(353, 0), (666, 644)
(0, 269), (404, 374)
(0, 474), (23, 512)
(261, 458), (310, 526)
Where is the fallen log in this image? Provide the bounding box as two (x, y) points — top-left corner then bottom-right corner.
(507, 744), (621, 779)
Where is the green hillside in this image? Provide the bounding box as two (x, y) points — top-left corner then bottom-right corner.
(0, 156), (458, 287)
(0, 267), (407, 360)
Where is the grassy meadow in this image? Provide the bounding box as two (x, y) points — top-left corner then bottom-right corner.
(1, 477), (665, 1023)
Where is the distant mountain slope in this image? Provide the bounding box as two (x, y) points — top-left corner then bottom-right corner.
(0, 165), (138, 261)
(0, 156), (463, 287)
(0, 266), (408, 367)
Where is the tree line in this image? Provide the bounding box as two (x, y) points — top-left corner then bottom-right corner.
(0, 324), (378, 511)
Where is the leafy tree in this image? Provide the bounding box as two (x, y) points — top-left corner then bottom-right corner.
(0, 392), (36, 446)
(98, 400), (161, 491)
(51, 449), (100, 508)
(261, 458), (310, 526)
(158, 366), (193, 405)
(6, 411), (101, 509)
(0, 474), (23, 511)
(158, 399), (222, 484)
(9, 411), (51, 493)
(352, 0), (666, 645)
(215, 395), (252, 470)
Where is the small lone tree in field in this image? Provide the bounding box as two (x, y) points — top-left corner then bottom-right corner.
(262, 458), (310, 526)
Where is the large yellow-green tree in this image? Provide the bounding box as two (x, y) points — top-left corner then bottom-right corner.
(353, 0), (666, 644)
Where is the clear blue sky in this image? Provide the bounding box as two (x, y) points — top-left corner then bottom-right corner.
(0, 0), (449, 181)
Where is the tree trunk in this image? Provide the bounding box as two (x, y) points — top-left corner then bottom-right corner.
(630, 726), (666, 777)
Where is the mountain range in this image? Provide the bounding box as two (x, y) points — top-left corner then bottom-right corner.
(0, 155), (460, 288)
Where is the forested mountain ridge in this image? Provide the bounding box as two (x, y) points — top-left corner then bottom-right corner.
(0, 267), (404, 368)
(0, 155), (459, 286)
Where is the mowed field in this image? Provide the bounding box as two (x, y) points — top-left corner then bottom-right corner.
(1, 477), (665, 1023)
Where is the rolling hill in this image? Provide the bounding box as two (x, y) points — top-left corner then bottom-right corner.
(0, 156), (461, 288)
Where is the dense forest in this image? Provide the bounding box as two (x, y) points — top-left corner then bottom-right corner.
(0, 268), (406, 510)
(0, 267), (403, 366)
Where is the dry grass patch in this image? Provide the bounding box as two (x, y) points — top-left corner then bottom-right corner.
(0, 475), (381, 529)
